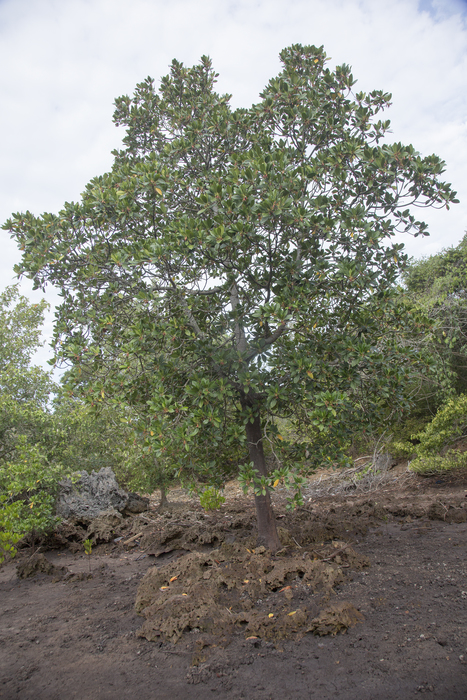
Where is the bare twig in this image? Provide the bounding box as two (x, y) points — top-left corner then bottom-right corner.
(123, 532), (143, 545)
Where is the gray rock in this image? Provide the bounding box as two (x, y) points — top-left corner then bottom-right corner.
(123, 492), (150, 514)
(56, 467), (134, 521)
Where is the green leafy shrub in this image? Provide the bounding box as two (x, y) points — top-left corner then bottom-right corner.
(0, 437), (68, 562)
(409, 449), (467, 476)
(408, 394), (467, 475)
(388, 415), (432, 460)
(199, 486), (226, 511)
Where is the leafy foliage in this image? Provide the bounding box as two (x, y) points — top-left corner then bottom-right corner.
(402, 234), (467, 411)
(199, 486), (226, 511)
(4, 45), (457, 548)
(408, 393), (467, 475)
(0, 286), (63, 561)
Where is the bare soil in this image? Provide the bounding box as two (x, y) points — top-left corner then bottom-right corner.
(1, 469), (467, 700)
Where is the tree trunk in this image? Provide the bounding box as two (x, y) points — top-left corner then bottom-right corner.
(159, 484), (169, 509)
(244, 412), (282, 553)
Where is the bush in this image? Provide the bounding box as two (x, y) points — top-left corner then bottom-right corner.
(199, 486), (226, 511)
(408, 394), (467, 475)
(0, 437), (69, 562)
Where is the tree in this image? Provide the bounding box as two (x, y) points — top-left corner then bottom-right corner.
(0, 285), (53, 463)
(5, 45), (458, 550)
(0, 285), (59, 561)
(402, 234), (467, 409)
(0, 287), (131, 561)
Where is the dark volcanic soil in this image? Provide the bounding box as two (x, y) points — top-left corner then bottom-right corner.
(1, 471), (467, 700)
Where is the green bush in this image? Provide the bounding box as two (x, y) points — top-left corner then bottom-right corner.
(408, 394), (467, 475)
(388, 415), (432, 460)
(409, 449), (467, 476)
(0, 437), (69, 562)
(199, 486), (226, 511)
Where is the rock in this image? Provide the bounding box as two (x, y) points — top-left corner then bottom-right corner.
(123, 492), (150, 514)
(55, 467), (147, 522)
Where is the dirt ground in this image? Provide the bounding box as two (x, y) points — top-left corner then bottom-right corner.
(1, 467), (467, 700)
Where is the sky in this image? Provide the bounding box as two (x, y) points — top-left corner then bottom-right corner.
(1, 0), (467, 366)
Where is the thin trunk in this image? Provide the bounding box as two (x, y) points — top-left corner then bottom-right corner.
(159, 484), (169, 508)
(244, 412), (281, 553)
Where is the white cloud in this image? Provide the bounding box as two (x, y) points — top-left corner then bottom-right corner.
(1, 0), (466, 363)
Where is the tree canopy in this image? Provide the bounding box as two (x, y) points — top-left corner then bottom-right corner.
(402, 234), (467, 408)
(4, 44), (458, 550)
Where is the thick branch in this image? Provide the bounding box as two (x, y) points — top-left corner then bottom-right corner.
(230, 283), (248, 354)
(245, 322), (288, 363)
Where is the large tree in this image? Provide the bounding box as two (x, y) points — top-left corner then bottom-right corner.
(5, 45), (457, 550)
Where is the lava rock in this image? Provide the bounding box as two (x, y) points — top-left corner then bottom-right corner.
(55, 467), (142, 522)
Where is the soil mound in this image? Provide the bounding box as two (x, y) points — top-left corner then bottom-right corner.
(135, 540), (368, 643)
(16, 552), (68, 579)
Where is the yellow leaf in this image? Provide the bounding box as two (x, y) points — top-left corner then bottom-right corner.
(314, 59), (319, 63)
(246, 636), (258, 640)
(307, 371), (314, 379)
(182, 593), (188, 596)
(155, 188), (162, 195)
(159, 586), (169, 590)
(268, 613), (274, 618)
(29, 503), (34, 509)
(273, 479), (280, 488)
(169, 576), (178, 583)
(288, 610), (297, 616)
(277, 434), (284, 441)
(101, 389), (105, 398)
(150, 430), (154, 436)
(243, 579), (249, 584)
(246, 549), (252, 553)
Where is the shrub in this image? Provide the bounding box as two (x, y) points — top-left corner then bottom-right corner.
(199, 486), (226, 511)
(408, 394), (467, 475)
(0, 437), (69, 562)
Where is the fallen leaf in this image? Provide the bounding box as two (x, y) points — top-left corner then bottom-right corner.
(288, 610), (297, 616)
(279, 586), (292, 593)
(268, 613), (274, 618)
(169, 576), (178, 583)
(160, 586), (169, 590)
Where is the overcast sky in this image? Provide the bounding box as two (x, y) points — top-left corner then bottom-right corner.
(1, 0), (467, 366)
